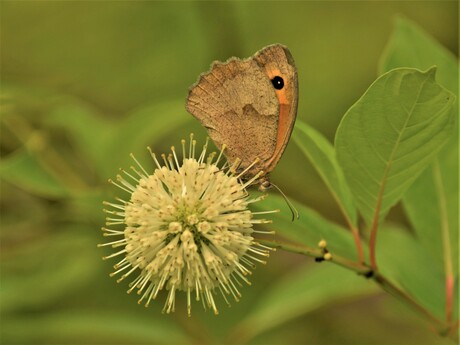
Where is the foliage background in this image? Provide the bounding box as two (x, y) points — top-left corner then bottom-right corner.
(1, 1), (458, 344)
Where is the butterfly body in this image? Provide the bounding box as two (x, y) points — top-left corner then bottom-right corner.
(186, 44), (298, 188)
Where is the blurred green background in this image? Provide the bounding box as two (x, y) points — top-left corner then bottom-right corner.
(1, 1), (458, 344)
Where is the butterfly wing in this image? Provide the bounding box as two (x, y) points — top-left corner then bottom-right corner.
(186, 56), (279, 178)
(186, 44), (297, 181)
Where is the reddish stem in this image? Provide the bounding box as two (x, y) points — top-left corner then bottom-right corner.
(369, 226), (377, 270)
(433, 161), (455, 325)
(351, 226), (365, 264)
(337, 202), (365, 264)
(445, 274), (454, 324)
(369, 200), (382, 271)
(342, 211), (365, 264)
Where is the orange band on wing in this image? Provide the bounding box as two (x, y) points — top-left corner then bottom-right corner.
(268, 101), (290, 168)
(265, 67), (291, 169)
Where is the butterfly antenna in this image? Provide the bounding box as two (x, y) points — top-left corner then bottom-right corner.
(271, 183), (299, 221)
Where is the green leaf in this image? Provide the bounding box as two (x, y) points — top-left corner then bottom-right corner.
(254, 193), (359, 260)
(379, 16), (458, 95)
(403, 157), (459, 273)
(232, 263), (378, 343)
(380, 16), (458, 275)
(0, 149), (68, 198)
(335, 67), (455, 225)
(293, 120), (357, 227)
(1, 228), (100, 313)
(1, 311), (189, 345)
(47, 100), (116, 177)
(103, 99), (192, 177)
(378, 225), (448, 320)
(48, 99), (192, 179)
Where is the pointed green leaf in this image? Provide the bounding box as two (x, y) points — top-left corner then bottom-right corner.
(335, 67), (455, 225)
(379, 16), (458, 95)
(293, 120), (357, 227)
(403, 156), (458, 273)
(232, 263), (377, 343)
(0, 149), (68, 198)
(380, 16), (458, 274)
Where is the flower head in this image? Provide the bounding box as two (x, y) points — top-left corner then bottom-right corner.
(99, 135), (275, 315)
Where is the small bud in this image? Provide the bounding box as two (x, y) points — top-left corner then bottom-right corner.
(318, 240), (327, 249)
(323, 252), (332, 261)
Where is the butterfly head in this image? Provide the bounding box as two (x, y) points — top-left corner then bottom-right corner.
(258, 177), (273, 192)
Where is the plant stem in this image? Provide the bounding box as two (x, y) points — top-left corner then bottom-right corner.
(332, 192), (365, 264)
(433, 161), (455, 325)
(338, 203), (365, 264)
(350, 225), (365, 264)
(259, 239), (323, 258)
(262, 238), (458, 340)
(259, 239), (370, 274)
(369, 203), (381, 271)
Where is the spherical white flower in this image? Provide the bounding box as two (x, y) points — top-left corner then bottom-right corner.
(99, 135), (276, 315)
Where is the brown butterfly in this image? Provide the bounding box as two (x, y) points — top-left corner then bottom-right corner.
(186, 44), (298, 191)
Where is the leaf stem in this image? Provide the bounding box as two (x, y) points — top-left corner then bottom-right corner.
(335, 196), (365, 264)
(369, 177), (387, 271)
(369, 218), (379, 271)
(327, 184), (365, 264)
(433, 160), (455, 325)
(350, 225), (365, 264)
(369, 181), (386, 271)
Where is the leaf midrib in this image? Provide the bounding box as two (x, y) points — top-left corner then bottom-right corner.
(370, 75), (428, 221)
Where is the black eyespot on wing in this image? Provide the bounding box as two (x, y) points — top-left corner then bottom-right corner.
(271, 76), (284, 90)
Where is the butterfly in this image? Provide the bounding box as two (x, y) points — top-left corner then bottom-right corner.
(186, 44), (298, 191)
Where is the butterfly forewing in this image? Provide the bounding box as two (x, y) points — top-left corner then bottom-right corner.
(187, 58), (279, 177)
(186, 44), (298, 184)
